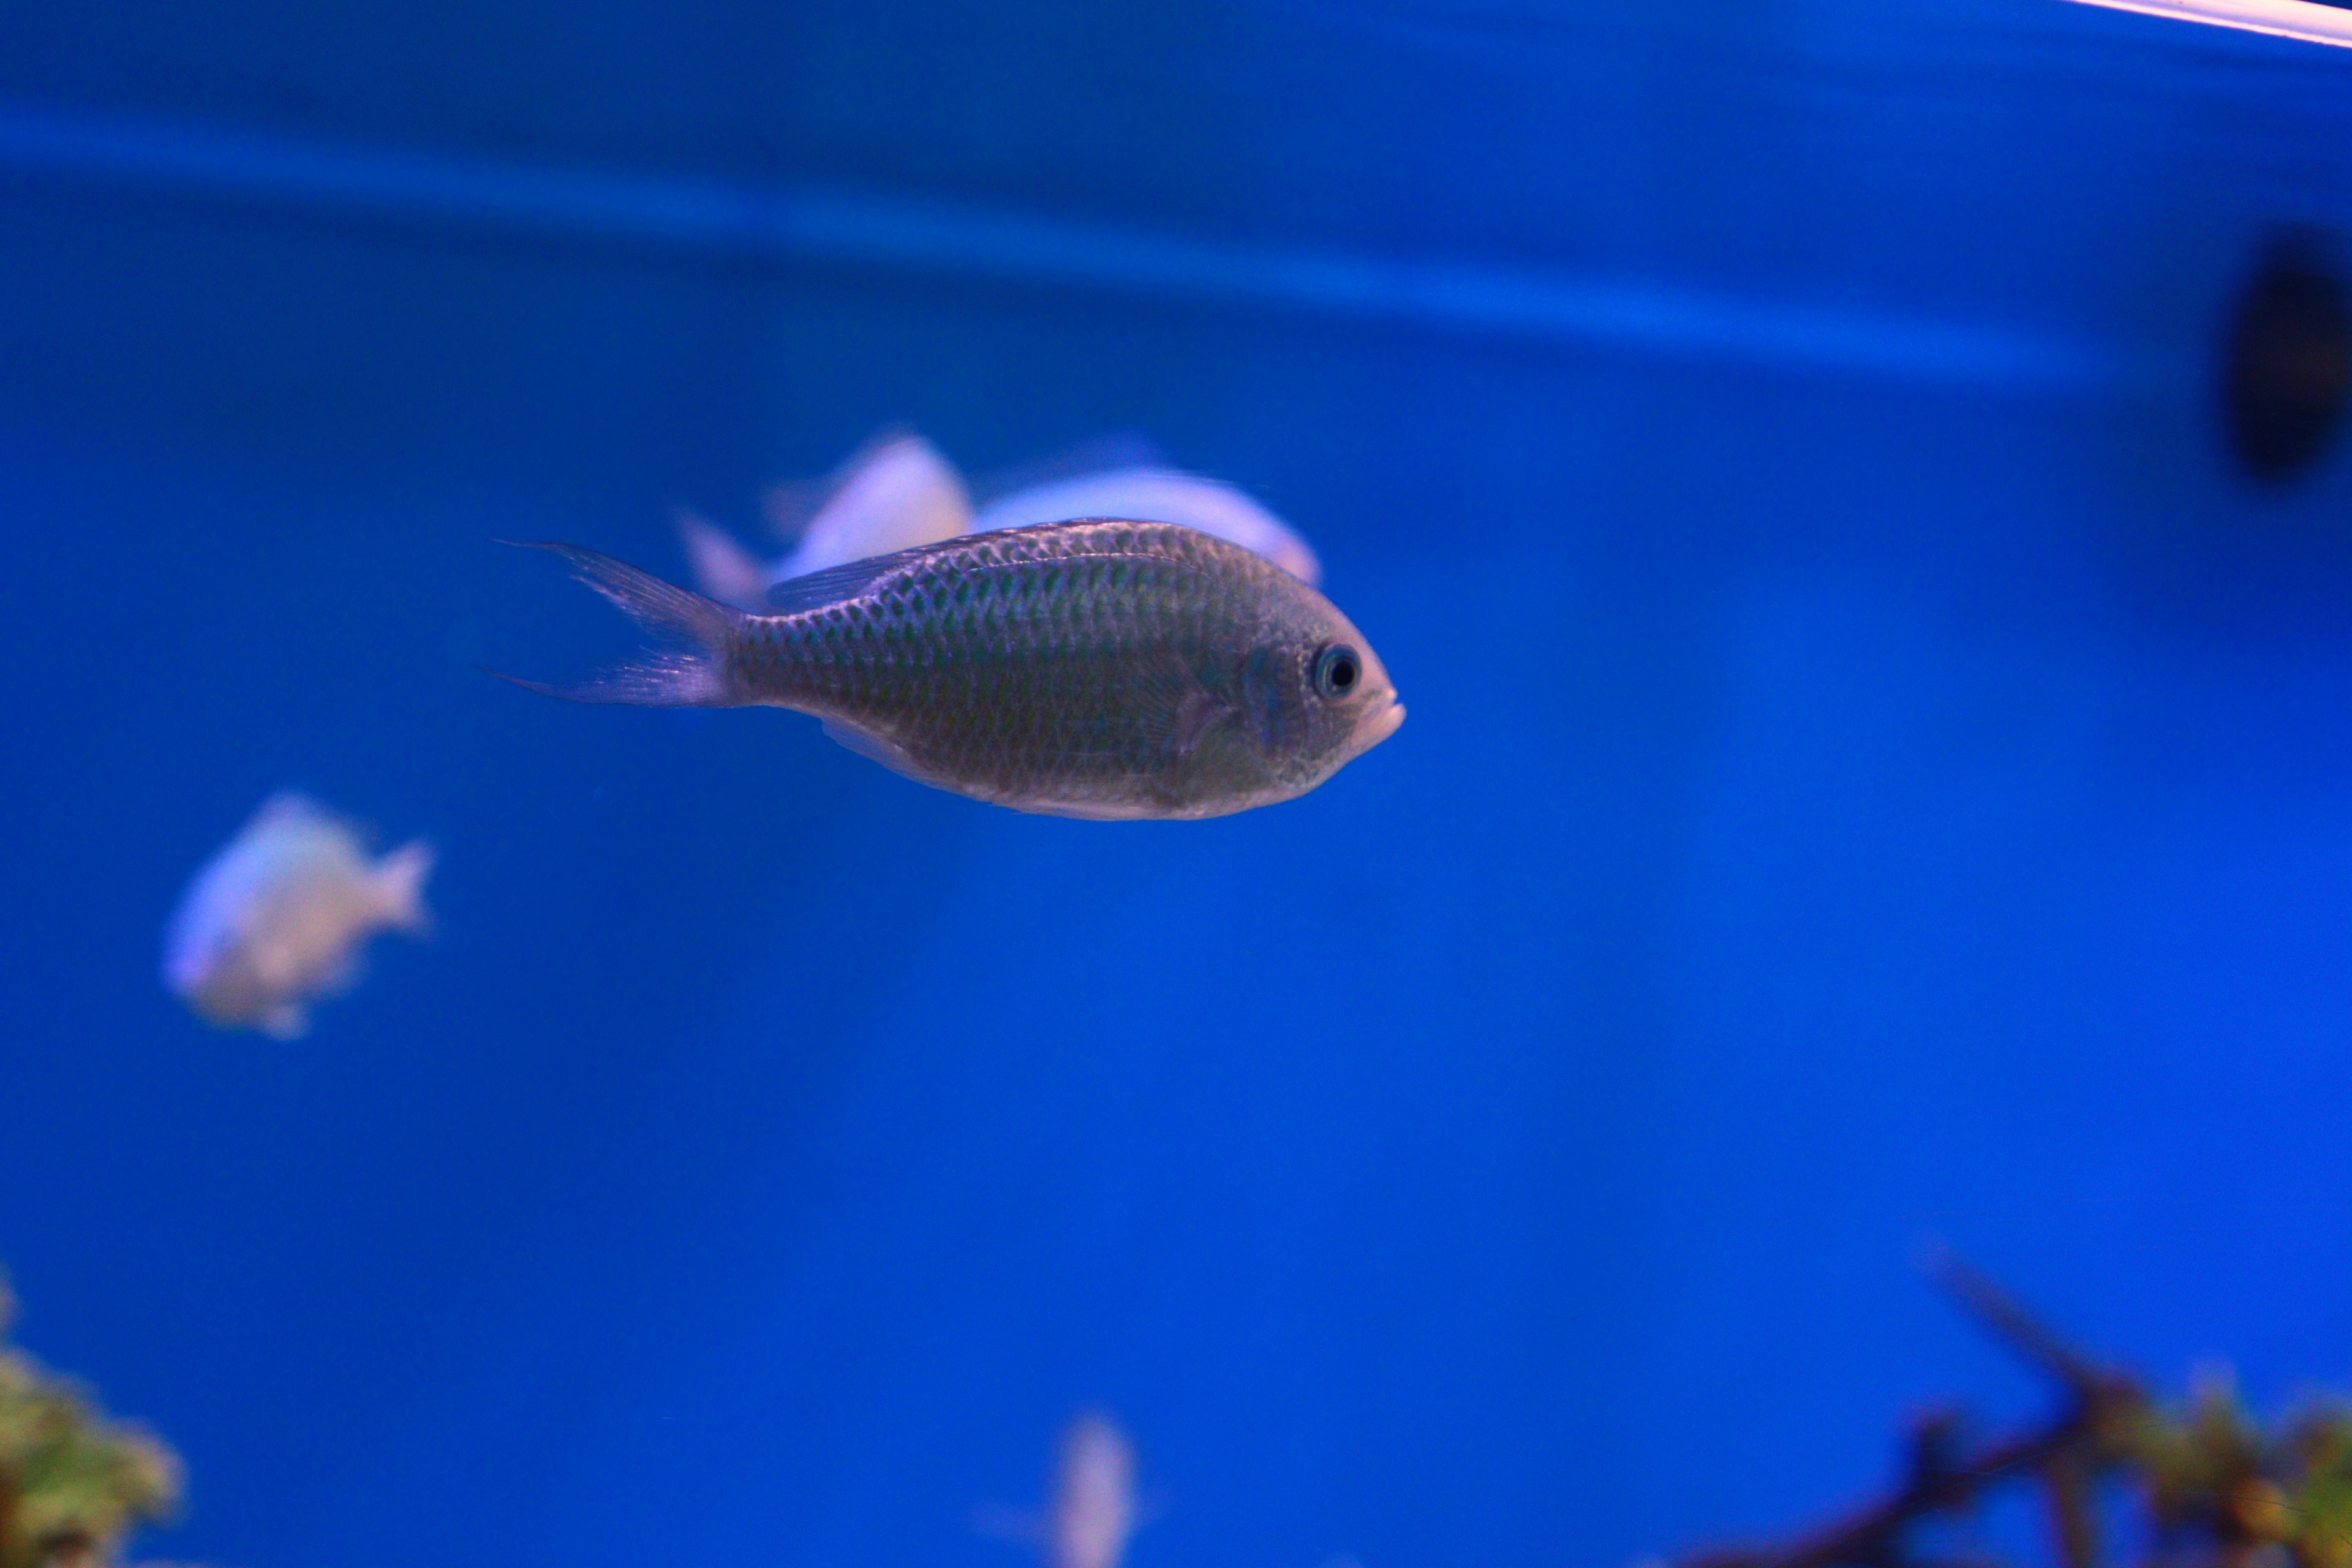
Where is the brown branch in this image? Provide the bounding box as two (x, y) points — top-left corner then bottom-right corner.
(2040, 1447), (2098, 1568)
(1681, 1407), (2095, 1568)
(1917, 1246), (2127, 1408)
(1673, 1255), (2147, 1568)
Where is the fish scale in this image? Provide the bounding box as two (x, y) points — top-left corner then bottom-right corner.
(503, 518), (1402, 820)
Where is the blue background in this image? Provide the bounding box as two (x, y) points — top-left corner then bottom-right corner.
(4, 2), (2352, 1564)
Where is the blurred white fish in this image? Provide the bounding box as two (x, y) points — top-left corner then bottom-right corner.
(976, 1411), (1146, 1568)
(677, 431), (973, 609)
(1051, 1411), (1141, 1568)
(974, 468), (1320, 586)
(162, 793), (432, 1039)
(677, 431), (1319, 609)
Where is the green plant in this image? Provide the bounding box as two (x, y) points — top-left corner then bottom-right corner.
(0, 1275), (179, 1568)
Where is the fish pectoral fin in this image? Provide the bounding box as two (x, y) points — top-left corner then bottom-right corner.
(820, 717), (940, 788)
(1169, 687), (1237, 758)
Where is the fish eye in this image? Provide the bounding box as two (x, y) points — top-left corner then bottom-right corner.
(1313, 644), (1362, 700)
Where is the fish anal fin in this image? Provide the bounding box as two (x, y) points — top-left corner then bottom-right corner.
(316, 956), (368, 1003)
(820, 717), (941, 789)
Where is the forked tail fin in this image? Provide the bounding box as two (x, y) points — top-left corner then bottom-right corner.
(488, 541), (744, 706)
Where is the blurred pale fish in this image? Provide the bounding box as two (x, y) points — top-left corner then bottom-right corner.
(780, 429), (973, 578)
(973, 1411), (1146, 1568)
(677, 432), (973, 608)
(674, 507), (771, 612)
(967, 429), (1168, 504)
(1052, 1411), (1141, 1568)
(500, 519), (1402, 820)
(974, 468), (1321, 585)
(163, 793), (432, 1039)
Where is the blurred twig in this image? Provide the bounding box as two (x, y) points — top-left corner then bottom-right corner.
(1669, 1250), (2352, 1568)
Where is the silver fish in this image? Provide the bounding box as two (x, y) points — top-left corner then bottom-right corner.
(163, 793), (433, 1038)
(500, 519), (1403, 820)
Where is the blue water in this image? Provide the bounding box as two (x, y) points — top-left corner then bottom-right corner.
(5, 2), (2352, 1566)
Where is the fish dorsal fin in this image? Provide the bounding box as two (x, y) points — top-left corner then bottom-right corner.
(762, 520), (1211, 616)
(762, 524), (1044, 614)
(763, 548), (928, 614)
(251, 790), (331, 829)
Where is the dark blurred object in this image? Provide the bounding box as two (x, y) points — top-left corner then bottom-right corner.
(2223, 232), (2352, 485)
(0, 1273), (178, 1568)
(1675, 1251), (2352, 1568)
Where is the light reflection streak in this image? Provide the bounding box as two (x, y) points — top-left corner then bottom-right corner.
(2060, 0), (2352, 49)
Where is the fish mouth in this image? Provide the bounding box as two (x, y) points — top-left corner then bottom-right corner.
(1362, 696), (1406, 748)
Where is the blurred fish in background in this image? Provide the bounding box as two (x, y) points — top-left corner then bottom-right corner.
(162, 793), (433, 1039)
(676, 429), (1319, 611)
(976, 1411), (1145, 1568)
(676, 430), (974, 608)
(1049, 1412), (1142, 1568)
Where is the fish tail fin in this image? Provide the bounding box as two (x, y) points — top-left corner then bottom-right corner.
(674, 508), (773, 611)
(373, 839), (435, 935)
(490, 541), (745, 707)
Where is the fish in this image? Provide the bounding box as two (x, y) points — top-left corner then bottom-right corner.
(974, 1411), (1146, 1568)
(499, 519), (1403, 820)
(676, 432), (1322, 608)
(1049, 1412), (1142, 1568)
(974, 467), (1321, 585)
(162, 793), (433, 1039)
(677, 432), (973, 609)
